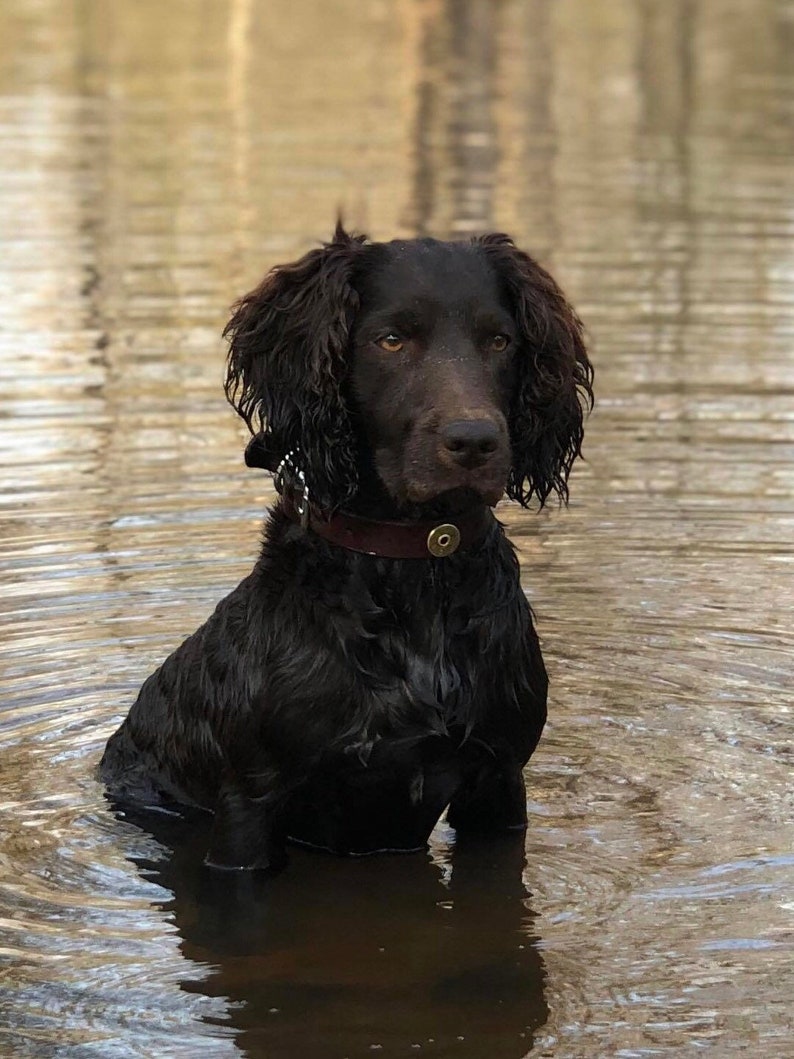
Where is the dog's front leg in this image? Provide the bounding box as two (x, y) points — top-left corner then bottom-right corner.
(205, 781), (288, 872)
(446, 764), (528, 834)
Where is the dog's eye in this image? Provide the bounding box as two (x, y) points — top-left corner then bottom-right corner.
(377, 334), (404, 353)
(489, 334), (510, 352)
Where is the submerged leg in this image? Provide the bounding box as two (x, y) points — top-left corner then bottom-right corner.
(205, 782), (287, 872)
(447, 765), (528, 834)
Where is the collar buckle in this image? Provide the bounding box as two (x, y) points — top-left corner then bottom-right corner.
(426, 523), (461, 557)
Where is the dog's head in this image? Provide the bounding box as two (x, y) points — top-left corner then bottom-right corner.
(224, 224), (593, 514)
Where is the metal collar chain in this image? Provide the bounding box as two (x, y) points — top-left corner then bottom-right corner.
(274, 447), (310, 529)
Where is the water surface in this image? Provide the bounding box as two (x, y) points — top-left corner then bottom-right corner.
(1, 1), (793, 1056)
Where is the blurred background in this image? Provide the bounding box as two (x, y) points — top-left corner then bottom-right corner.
(1, 1), (792, 1057)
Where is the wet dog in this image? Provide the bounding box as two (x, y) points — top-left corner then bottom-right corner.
(100, 225), (593, 870)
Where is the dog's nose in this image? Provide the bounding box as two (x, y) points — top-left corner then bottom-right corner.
(441, 419), (501, 468)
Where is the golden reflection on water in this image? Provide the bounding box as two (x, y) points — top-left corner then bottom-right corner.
(1, 1), (793, 1056)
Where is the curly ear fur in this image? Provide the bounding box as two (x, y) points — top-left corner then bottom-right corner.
(223, 224), (368, 512)
(476, 234), (594, 507)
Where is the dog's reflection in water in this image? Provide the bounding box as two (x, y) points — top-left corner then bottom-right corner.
(124, 808), (549, 1058)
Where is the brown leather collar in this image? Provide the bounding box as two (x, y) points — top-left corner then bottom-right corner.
(281, 496), (495, 559)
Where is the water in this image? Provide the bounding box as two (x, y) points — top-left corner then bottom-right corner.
(1, 0), (792, 1055)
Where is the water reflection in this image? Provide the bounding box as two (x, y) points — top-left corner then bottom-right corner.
(126, 813), (547, 1057)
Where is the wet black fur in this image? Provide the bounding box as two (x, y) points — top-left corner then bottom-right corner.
(101, 226), (593, 870)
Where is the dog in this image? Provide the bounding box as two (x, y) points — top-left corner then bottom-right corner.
(100, 224), (593, 871)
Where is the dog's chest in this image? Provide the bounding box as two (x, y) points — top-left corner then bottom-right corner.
(356, 606), (487, 728)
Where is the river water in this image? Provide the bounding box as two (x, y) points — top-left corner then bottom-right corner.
(1, 1), (792, 1056)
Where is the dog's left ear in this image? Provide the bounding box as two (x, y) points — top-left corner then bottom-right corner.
(223, 223), (368, 512)
(477, 234), (594, 507)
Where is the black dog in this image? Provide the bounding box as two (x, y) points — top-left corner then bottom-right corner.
(101, 225), (593, 871)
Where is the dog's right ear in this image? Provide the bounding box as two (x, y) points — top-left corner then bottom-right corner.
(223, 224), (368, 512)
